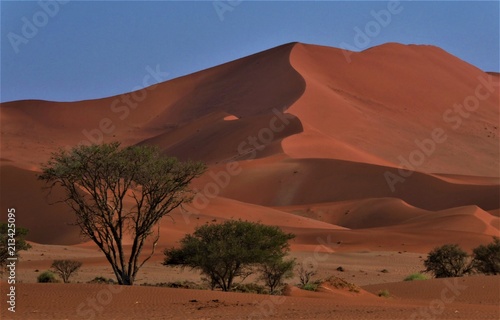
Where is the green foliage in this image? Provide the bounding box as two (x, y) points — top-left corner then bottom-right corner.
(378, 289), (390, 298)
(51, 260), (83, 283)
(37, 271), (58, 283)
(259, 257), (295, 294)
(302, 282), (319, 291)
(39, 142), (205, 285)
(231, 283), (269, 294)
(0, 222), (31, 268)
(164, 220), (295, 292)
(87, 276), (116, 284)
(472, 237), (500, 275)
(423, 244), (473, 278)
(141, 280), (206, 290)
(404, 273), (427, 281)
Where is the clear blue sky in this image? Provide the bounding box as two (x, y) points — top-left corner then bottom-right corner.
(1, 1), (499, 103)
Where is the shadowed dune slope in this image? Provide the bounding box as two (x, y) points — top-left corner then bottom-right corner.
(0, 164), (81, 244)
(205, 157), (499, 210)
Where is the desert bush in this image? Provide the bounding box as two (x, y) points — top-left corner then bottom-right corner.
(423, 244), (473, 278)
(296, 262), (317, 286)
(87, 276), (115, 284)
(302, 282), (319, 291)
(378, 289), (390, 298)
(324, 276), (360, 293)
(259, 257), (295, 294)
(472, 237), (500, 275)
(231, 283), (269, 294)
(164, 220), (295, 292)
(141, 280), (206, 290)
(404, 273), (427, 281)
(51, 259), (82, 283)
(37, 271), (58, 283)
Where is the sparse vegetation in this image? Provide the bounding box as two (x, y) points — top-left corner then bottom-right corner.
(423, 244), (473, 278)
(472, 237), (500, 275)
(324, 276), (360, 293)
(87, 276), (116, 284)
(404, 273), (427, 281)
(37, 271), (58, 283)
(163, 220), (295, 292)
(39, 142), (205, 285)
(0, 222), (31, 269)
(378, 289), (390, 298)
(380, 269), (389, 273)
(50, 259), (82, 283)
(296, 262), (317, 286)
(302, 282), (319, 291)
(259, 257), (295, 294)
(140, 280), (206, 290)
(231, 283), (269, 294)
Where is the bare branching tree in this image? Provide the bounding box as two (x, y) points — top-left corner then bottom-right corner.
(51, 259), (82, 283)
(297, 262), (317, 286)
(39, 142), (206, 285)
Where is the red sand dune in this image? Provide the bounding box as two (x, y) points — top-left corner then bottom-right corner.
(1, 42), (499, 319)
(1, 42), (498, 251)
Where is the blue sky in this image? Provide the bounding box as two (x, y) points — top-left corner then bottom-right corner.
(1, 1), (499, 103)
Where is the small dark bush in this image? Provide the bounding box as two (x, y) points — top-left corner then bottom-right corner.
(87, 276), (115, 284)
(378, 289), (390, 298)
(302, 283), (319, 291)
(404, 273), (427, 281)
(37, 271), (58, 283)
(231, 283), (269, 294)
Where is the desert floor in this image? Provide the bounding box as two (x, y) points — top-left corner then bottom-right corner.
(1, 243), (499, 320)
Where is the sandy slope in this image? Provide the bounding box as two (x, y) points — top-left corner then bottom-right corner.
(0, 42), (498, 318)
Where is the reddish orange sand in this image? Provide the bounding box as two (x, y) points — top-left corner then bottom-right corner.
(0, 42), (498, 319)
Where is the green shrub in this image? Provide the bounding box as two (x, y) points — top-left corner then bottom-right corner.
(231, 283), (269, 294)
(302, 283), (319, 291)
(378, 289), (390, 298)
(37, 271), (58, 283)
(164, 220), (295, 292)
(87, 276), (115, 284)
(472, 237), (500, 275)
(404, 273), (427, 281)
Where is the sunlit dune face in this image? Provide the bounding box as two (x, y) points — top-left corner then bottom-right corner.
(223, 115), (239, 121)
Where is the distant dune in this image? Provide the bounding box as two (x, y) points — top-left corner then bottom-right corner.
(1, 42), (498, 253)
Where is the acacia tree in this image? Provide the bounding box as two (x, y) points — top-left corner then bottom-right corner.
(472, 237), (500, 275)
(259, 257), (295, 294)
(39, 142), (205, 285)
(0, 223), (31, 269)
(164, 220), (295, 292)
(423, 244), (473, 278)
(51, 260), (83, 283)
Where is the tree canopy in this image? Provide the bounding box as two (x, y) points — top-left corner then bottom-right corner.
(0, 222), (31, 269)
(164, 220), (295, 291)
(39, 142), (205, 285)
